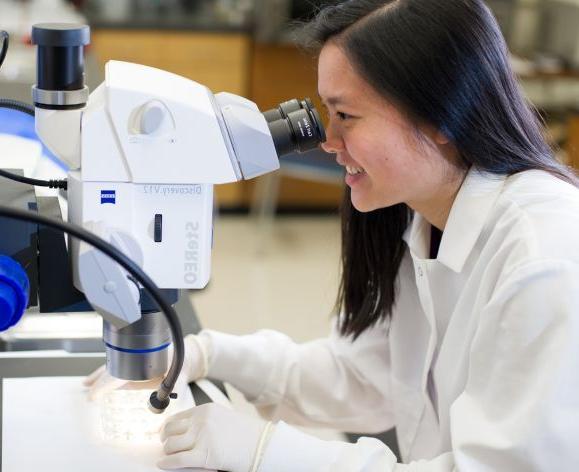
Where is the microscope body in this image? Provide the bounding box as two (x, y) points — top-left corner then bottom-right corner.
(37, 58), (280, 314)
(30, 24), (325, 382)
(34, 60), (283, 380)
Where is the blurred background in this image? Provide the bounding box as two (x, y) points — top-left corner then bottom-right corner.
(1, 0), (578, 213)
(0, 0), (578, 447)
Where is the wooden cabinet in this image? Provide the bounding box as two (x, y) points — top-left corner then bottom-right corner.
(90, 30), (252, 208)
(91, 31), (250, 95)
(250, 43), (343, 210)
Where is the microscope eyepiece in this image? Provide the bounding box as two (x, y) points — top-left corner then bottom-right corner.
(31, 23), (90, 110)
(264, 98), (326, 157)
(262, 98), (302, 123)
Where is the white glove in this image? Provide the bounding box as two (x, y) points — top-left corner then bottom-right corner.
(83, 333), (212, 400)
(158, 403), (274, 472)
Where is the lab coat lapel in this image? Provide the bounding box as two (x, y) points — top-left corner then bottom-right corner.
(436, 169), (506, 273)
(390, 246), (433, 459)
(399, 168), (506, 457)
(403, 212), (438, 388)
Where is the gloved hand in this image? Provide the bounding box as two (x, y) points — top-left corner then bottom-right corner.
(158, 403), (273, 472)
(83, 333), (212, 400)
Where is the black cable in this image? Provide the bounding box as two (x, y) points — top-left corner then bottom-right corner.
(0, 98), (34, 116)
(0, 98), (69, 190)
(0, 99), (68, 190)
(0, 168), (67, 190)
(0, 204), (185, 411)
(0, 30), (68, 191)
(0, 31), (8, 69)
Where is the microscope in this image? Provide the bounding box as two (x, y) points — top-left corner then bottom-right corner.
(0, 23), (326, 411)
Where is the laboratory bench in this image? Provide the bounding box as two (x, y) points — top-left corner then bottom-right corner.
(0, 292), (226, 471)
(0, 358), (222, 472)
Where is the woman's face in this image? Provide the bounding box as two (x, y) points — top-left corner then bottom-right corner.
(318, 42), (459, 214)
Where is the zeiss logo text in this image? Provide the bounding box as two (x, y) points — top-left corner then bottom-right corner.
(100, 190), (116, 204)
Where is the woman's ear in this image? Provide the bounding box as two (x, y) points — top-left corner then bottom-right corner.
(420, 123), (450, 145)
(433, 129), (450, 145)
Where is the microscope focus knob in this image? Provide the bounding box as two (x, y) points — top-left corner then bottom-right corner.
(138, 102), (165, 135)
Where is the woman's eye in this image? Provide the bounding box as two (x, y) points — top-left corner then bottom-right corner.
(337, 111), (352, 120)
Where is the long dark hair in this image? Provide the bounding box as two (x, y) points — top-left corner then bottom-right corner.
(301, 0), (577, 340)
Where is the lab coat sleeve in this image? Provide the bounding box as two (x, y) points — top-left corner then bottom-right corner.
(257, 259), (579, 471)
(202, 318), (394, 433)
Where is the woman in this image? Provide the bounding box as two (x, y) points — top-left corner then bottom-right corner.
(86, 0), (579, 470)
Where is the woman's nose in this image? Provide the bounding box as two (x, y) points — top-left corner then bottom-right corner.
(321, 141), (337, 153)
(321, 125), (344, 154)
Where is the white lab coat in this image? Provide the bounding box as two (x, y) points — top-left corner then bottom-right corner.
(204, 168), (579, 471)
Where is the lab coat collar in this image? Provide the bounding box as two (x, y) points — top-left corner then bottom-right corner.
(403, 168), (507, 273)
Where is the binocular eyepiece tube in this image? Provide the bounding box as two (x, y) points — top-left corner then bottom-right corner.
(264, 98), (326, 158)
(31, 23), (90, 109)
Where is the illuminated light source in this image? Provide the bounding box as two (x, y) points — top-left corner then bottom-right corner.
(99, 388), (172, 443)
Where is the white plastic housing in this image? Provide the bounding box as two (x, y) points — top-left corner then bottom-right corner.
(81, 61), (242, 184)
(68, 172), (214, 290)
(76, 222), (142, 327)
(35, 108), (82, 169)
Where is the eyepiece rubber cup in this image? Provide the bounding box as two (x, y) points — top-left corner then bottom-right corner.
(264, 97), (326, 157)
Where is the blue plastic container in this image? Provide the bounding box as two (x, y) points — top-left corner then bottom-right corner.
(0, 255), (30, 331)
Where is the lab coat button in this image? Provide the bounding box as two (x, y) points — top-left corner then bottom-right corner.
(417, 266), (424, 277)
